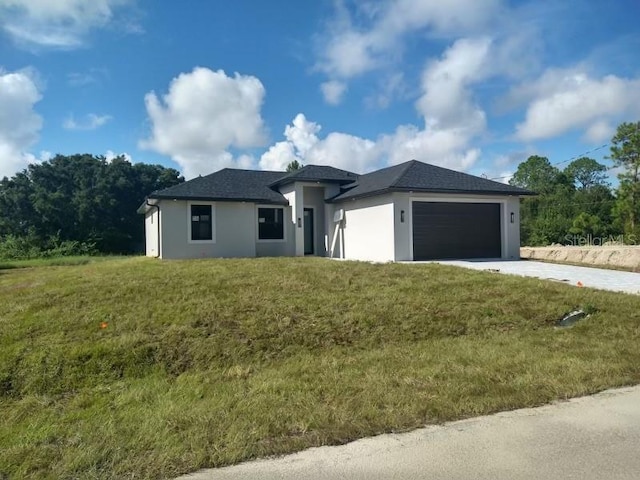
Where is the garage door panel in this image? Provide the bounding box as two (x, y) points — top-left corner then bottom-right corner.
(412, 202), (501, 260)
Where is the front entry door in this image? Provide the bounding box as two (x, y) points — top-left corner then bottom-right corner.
(303, 208), (314, 255)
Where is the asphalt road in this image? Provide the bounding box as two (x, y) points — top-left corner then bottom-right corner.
(177, 385), (640, 480)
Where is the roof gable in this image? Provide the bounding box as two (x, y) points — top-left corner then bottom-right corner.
(331, 160), (534, 201)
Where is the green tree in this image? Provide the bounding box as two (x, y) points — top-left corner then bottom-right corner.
(608, 121), (640, 238)
(286, 160), (303, 172)
(0, 154), (183, 254)
(509, 155), (561, 194)
(0, 171), (38, 236)
(510, 155), (576, 245)
(573, 184), (616, 235)
(565, 157), (608, 190)
(568, 212), (605, 238)
(563, 158), (616, 240)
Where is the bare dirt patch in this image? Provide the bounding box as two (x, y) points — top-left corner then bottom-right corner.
(521, 246), (640, 271)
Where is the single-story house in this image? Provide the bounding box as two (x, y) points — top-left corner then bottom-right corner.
(137, 160), (534, 262)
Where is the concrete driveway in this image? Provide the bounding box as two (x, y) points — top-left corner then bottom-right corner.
(430, 260), (640, 295)
(177, 386), (640, 480)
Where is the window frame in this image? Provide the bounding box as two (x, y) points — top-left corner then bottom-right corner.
(187, 201), (216, 243)
(256, 205), (286, 242)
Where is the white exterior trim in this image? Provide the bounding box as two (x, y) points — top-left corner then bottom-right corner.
(187, 201), (216, 244)
(255, 204), (287, 243)
(280, 183), (305, 256)
(144, 207), (159, 257)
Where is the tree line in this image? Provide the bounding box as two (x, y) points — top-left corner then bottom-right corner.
(0, 122), (637, 259)
(509, 121), (640, 246)
(0, 154), (183, 258)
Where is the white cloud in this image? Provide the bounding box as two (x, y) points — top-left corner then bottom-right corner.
(259, 113), (318, 171)
(416, 37), (490, 132)
(105, 150), (132, 163)
(320, 80), (347, 105)
(260, 141), (299, 172)
(260, 113), (380, 173)
(365, 37), (490, 172)
(375, 0), (502, 37)
(305, 131), (379, 173)
(140, 67), (268, 179)
(583, 120), (614, 144)
(262, 38), (489, 175)
(63, 113), (112, 130)
(235, 154), (256, 170)
(378, 124), (480, 170)
(365, 72), (406, 109)
(284, 113), (321, 156)
(318, 0), (501, 78)
(259, 113), (480, 175)
(0, 68), (43, 178)
(514, 69), (640, 141)
(0, 0), (138, 49)
(492, 150), (533, 169)
(315, 0), (502, 102)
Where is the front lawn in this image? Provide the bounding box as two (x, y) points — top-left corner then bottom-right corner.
(1, 257), (639, 479)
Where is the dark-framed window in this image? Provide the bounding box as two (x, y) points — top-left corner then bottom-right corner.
(190, 204), (212, 241)
(258, 207), (284, 240)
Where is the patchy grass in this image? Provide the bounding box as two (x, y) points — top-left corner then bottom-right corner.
(1, 257), (639, 479)
(0, 255), (116, 270)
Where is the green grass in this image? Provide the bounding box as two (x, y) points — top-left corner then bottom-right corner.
(0, 255), (116, 270)
(1, 257), (639, 479)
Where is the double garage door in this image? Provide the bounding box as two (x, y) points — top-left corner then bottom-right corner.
(412, 202), (502, 260)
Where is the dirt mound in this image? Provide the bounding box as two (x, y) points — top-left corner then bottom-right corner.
(520, 246), (640, 271)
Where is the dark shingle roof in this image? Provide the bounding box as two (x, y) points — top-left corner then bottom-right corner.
(270, 165), (358, 187)
(331, 160), (534, 202)
(143, 161), (533, 209)
(149, 168), (288, 204)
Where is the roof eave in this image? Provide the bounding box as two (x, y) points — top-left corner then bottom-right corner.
(148, 194), (289, 205)
(401, 187), (536, 196)
(329, 187), (394, 203)
(136, 197), (160, 214)
(330, 186), (536, 203)
(270, 177), (358, 188)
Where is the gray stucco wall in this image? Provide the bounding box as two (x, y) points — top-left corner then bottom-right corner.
(159, 200), (256, 259)
(338, 193), (396, 262)
(504, 196), (521, 259)
(157, 199), (296, 259)
(392, 192), (522, 261)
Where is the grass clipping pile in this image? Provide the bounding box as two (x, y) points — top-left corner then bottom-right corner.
(521, 245), (640, 271)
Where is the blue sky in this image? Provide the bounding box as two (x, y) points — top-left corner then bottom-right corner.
(1, 0), (639, 181)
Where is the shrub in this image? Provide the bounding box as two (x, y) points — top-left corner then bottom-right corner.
(0, 233), (97, 260)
